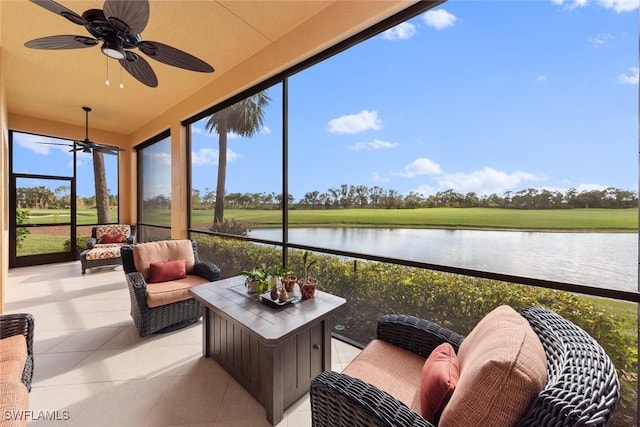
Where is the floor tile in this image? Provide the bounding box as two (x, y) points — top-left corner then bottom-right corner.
(6, 262), (362, 426)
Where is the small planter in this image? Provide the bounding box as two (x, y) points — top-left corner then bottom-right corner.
(246, 278), (260, 294)
(299, 277), (319, 299)
(280, 275), (297, 292)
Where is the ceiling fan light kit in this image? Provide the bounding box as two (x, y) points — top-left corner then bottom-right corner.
(25, 0), (214, 88)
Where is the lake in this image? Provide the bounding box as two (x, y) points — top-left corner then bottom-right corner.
(249, 228), (638, 293)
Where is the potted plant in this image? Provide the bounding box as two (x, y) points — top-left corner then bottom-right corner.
(240, 264), (272, 295)
(297, 250), (319, 299)
(276, 266), (297, 293)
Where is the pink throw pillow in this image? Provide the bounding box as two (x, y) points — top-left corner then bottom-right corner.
(419, 342), (459, 423)
(149, 259), (187, 283)
(101, 233), (125, 244)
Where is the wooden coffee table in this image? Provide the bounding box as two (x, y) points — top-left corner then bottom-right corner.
(189, 275), (346, 425)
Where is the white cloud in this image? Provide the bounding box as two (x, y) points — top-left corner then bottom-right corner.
(423, 9), (458, 30)
(191, 148), (218, 166)
(616, 68), (639, 85)
(348, 139), (397, 151)
(575, 183), (608, 192)
(191, 147), (242, 166)
(597, 0), (638, 12)
(535, 75), (547, 83)
(328, 110), (381, 134)
(551, 0), (588, 10)
(398, 158), (442, 178)
(382, 22), (417, 40)
(435, 167), (545, 195)
(14, 133), (73, 156)
(553, 0), (637, 11)
(371, 172), (390, 183)
(145, 151), (172, 166)
(588, 33), (613, 46)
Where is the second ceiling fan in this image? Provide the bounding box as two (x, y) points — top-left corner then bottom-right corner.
(24, 0), (214, 88)
(38, 106), (124, 155)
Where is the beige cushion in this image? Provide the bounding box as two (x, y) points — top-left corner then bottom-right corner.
(0, 382), (29, 426)
(439, 305), (547, 427)
(132, 240), (195, 282)
(342, 339), (425, 411)
(0, 335), (27, 364)
(146, 274), (209, 308)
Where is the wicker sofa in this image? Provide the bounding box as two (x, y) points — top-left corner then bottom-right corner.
(311, 306), (620, 427)
(121, 239), (220, 337)
(80, 224), (137, 274)
(0, 313), (34, 427)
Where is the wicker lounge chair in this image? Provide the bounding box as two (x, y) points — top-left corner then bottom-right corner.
(311, 306), (620, 427)
(120, 239), (220, 337)
(80, 224), (137, 274)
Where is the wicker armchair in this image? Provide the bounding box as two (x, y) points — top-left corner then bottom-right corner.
(0, 313), (35, 391)
(120, 240), (220, 337)
(311, 306), (620, 427)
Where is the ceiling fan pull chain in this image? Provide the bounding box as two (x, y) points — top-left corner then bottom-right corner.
(120, 64), (124, 89)
(105, 56), (110, 86)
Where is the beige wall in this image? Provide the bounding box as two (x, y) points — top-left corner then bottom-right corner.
(1, 45), (7, 312)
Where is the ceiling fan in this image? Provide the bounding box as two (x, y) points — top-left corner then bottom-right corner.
(38, 106), (124, 155)
(24, 0), (214, 88)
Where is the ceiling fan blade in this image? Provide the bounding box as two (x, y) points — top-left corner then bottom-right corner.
(138, 41), (214, 73)
(36, 141), (72, 147)
(25, 35), (98, 50)
(103, 0), (150, 34)
(119, 51), (158, 87)
(93, 145), (123, 155)
(29, 0), (86, 25)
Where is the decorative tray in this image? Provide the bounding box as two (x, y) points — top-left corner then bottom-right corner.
(259, 292), (297, 308)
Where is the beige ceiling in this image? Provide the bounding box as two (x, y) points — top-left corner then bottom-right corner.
(1, 0), (421, 141)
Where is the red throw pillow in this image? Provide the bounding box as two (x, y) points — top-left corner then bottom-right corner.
(419, 342), (459, 424)
(101, 233), (125, 244)
(149, 259), (187, 283)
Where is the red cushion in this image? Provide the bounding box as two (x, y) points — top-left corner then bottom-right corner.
(101, 233), (125, 244)
(419, 342), (459, 423)
(149, 259), (187, 283)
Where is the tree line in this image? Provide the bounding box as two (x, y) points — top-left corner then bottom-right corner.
(16, 185), (117, 210)
(190, 184), (638, 210)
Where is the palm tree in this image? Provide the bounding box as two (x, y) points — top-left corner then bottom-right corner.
(205, 92), (271, 224)
(92, 150), (111, 223)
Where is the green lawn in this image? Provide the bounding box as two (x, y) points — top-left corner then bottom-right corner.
(17, 234), (69, 255)
(192, 207), (638, 231)
(20, 206), (638, 231)
(24, 208), (118, 225)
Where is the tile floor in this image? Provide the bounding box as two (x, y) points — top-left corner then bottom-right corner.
(4, 262), (362, 426)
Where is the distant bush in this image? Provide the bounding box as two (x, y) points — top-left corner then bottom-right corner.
(16, 209), (30, 249)
(208, 219), (248, 236)
(63, 236), (89, 257)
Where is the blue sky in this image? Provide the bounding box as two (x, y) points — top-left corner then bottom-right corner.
(14, 0), (639, 201)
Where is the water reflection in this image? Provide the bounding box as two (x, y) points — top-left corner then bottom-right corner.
(249, 228), (637, 292)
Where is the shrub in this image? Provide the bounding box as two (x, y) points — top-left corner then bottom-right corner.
(63, 236), (90, 257)
(16, 209), (30, 250)
(208, 219), (248, 236)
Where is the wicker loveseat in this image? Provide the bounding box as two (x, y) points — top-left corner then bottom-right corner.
(0, 313), (34, 426)
(80, 224), (136, 274)
(121, 239), (220, 337)
(311, 306), (620, 427)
